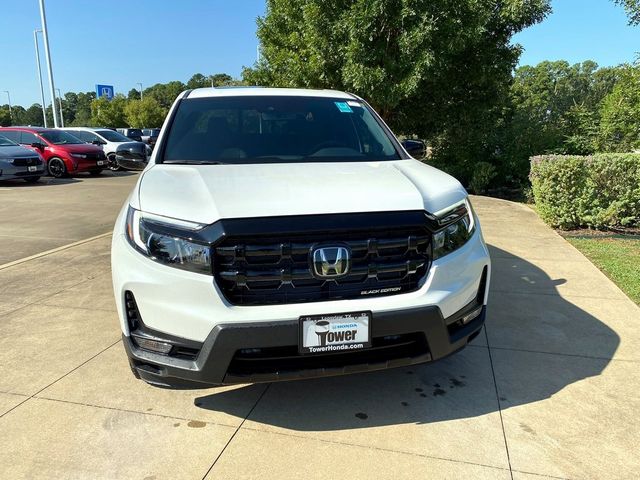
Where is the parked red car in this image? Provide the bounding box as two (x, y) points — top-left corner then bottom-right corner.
(0, 127), (107, 178)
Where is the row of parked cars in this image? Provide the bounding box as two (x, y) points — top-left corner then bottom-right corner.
(0, 126), (156, 182)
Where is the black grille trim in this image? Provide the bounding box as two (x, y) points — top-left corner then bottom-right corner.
(11, 157), (41, 167)
(211, 211), (432, 306)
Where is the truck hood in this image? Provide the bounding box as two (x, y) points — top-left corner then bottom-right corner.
(137, 159), (467, 224)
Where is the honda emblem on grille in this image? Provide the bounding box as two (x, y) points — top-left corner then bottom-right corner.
(311, 246), (351, 278)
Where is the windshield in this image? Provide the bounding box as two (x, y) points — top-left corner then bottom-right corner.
(97, 129), (131, 142)
(0, 135), (17, 146)
(40, 130), (84, 145)
(162, 96), (401, 164)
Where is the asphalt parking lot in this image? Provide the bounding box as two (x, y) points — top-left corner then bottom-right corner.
(0, 177), (639, 479)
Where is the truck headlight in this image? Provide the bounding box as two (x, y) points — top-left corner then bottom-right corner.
(432, 199), (476, 260)
(125, 207), (212, 274)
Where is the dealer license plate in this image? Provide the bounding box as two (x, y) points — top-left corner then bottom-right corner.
(299, 311), (371, 354)
(97, 160), (105, 166)
(28, 166), (37, 172)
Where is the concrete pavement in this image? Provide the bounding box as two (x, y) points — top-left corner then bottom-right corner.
(0, 172), (139, 264)
(0, 190), (638, 479)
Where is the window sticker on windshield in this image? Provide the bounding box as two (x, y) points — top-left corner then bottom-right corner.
(347, 101), (362, 108)
(335, 101), (353, 113)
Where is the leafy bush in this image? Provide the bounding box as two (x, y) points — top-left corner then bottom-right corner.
(530, 154), (640, 229)
(469, 162), (497, 194)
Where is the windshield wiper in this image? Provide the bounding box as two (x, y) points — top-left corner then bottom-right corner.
(163, 160), (225, 165)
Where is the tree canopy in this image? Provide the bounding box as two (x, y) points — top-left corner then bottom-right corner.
(244, 0), (551, 185)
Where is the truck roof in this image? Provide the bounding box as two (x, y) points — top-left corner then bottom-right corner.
(186, 87), (357, 100)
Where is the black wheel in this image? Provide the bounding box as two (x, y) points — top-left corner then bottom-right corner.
(23, 176), (41, 184)
(107, 153), (121, 172)
(47, 158), (67, 178)
(89, 169), (103, 176)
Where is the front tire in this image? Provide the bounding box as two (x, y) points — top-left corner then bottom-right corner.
(47, 158), (67, 178)
(107, 153), (121, 172)
(23, 176), (41, 183)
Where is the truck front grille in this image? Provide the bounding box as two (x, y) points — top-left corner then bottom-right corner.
(213, 215), (431, 306)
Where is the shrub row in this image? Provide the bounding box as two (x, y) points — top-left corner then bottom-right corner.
(529, 154), (640, 230)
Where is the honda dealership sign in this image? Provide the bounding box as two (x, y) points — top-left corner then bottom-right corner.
(95, 84), (114, 100)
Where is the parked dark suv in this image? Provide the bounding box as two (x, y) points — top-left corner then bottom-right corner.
(141, 128), (161, 148)
(116, 128), (143, 142)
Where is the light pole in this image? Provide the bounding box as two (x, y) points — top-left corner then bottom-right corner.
(55, 88), (64, 127)
(1, 91), (11, 122)
(136, 83), (143, 100)
(38, 0), (59, 128)
(33, 29), (47, 127)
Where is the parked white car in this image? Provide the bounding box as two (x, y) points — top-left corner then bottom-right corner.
(64, 127), (149, 171)
(111, 87), (491, 388)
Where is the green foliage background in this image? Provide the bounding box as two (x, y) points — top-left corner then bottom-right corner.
(0, 73), (241, 129)
(530, 154), (640, 229)
(1, 0), (639, 199)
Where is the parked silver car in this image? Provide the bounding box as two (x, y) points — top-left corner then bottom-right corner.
(0, 134), (46, 183)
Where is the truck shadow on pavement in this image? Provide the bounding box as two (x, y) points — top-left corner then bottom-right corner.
(194, 245), (618, 430)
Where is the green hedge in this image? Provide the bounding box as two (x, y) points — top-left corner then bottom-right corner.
(529, 154), (640, 229)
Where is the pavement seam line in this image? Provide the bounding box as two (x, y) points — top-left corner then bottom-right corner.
(237, 424), (513, 474)
(489, 289), (626, 301)
(484, 326), (514, 480)
(0, 231), (112, 271)
(486, 345), (639, 363)
(39, 303), (116, 313)
(201, 383), (272, 479)
(0, 272), (112, 320)
(0, 338), (121, 420)
(32, 396), (240, 430)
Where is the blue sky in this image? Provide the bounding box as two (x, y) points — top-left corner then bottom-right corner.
(1, 0), (638, 108)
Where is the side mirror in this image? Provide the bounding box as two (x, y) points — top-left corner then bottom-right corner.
(115, 142), (148, 171)
(31, 142), (46, 150)
(92, 139), (106, 146)
(401, 139), (427, 160)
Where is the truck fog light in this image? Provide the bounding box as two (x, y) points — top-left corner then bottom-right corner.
(132, 335), (173, 354)
(461, 306), (483, 324)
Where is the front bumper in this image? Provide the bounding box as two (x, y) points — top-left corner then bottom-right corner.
(67, 158), (106, 173)
(124, 302), (487, 387)
(0, 166), (46, 180)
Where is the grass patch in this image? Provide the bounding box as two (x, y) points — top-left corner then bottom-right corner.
(564, 234), (640, 305)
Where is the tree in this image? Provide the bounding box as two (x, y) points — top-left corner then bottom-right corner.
(90, 94), (128, 127)
(245, 0), (551, 185)
(22, 104), (46, 126)
(70, 91), (96, 126)
(144, 81), (186, 109)
(187, 73), (235, 89)
(127, 88), (141, 101)
(0, 108), (10, 127)
(124, 97), (167, 128)
(614, 0), (640, 25)
(598, 65), (640, 151)
(490, 61), (621, 186)
(209, 73), (234, 87)
(187, 73), (209, 89)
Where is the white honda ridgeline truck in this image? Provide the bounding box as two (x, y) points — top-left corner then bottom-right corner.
(111, 87), (491, 388)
